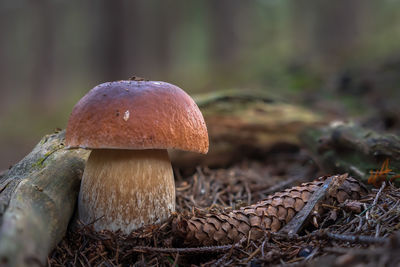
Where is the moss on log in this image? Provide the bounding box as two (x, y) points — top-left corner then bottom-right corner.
(0, 130), (88, 267)
(170, 90), (322, 172)
(301, 122), (400, 184)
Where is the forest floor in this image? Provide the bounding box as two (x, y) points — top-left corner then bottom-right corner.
(49, 66), (400, 266)
(49, 145), (400, 266)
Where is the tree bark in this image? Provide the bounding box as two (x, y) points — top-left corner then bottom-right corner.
(0, 131), (88, 267)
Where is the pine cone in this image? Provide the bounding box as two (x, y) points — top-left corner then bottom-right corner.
(173, 175), (367, 246)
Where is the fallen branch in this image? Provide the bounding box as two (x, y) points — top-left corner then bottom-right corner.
(0, 131), (88, 267)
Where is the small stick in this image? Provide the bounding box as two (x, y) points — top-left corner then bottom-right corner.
(325, 232), (387, 244)
(372, 182), (386, 208)
(324, 246), (385, 255)
(261, 238), (268, 258)
(244, 246), (261, 263)
(279, 174), (344, 235)
(129, 244), (238, 254)
(172, 253), (179, 267)
(244, 181), (252, 205)
(260, 175), (305, 196)
(375, 223), (381, 238)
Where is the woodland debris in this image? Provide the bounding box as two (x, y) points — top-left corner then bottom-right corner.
(49, 161), (400, 266)
(172, 175), (367, 246)
(301, 122), (400, 184)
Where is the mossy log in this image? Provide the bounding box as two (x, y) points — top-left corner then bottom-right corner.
(301, 122), (400, 184)
(170, 90), (322, 173)
(0, 131), (88, 267)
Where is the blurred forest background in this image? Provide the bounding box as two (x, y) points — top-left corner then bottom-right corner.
(1, 0), (400, 170)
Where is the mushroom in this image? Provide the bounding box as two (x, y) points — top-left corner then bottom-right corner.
(65, 80), (208, 233)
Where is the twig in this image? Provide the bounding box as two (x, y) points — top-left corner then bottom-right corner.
(325, 232), (387, 244)
(270, 229), (387, 245)
(244, 181), (252, 205)
(279, 174), (342, 235)
(375, 200), (400, 222)
(372, 182), (386, 208)
(244, 246), (261, 263)
(324, 246), (385, 255)
(261, 238), (268, 258)
(129, 244), (238, 254)
(172, 253), (179, 267)
(260, 175), (305, 196)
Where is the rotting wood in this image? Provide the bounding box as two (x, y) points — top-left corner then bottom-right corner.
(0, 130), (89, 267)
(301, 122), (400, 185)
(170, 90), (322, 173)
(172, 175), (367, 246)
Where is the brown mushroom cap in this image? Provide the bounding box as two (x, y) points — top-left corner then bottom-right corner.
(66, 81), (208, 153)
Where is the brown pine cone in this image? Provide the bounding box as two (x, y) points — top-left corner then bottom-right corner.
(172, 175), (367, 246)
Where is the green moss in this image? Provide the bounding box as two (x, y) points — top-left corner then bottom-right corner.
(39, 137), (48, 145)
(31, 144), (65, 169)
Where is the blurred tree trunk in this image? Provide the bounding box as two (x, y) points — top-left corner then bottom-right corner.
(290, 1), (313, 65)
(153, 0), (174, 77)
(93, 0), (178, 80)
(0, 11), (7, 112)
(30, 0), (55, 108)
(206, 0), (253, 88)
(94, 0), (126, 81)
(208, 0), (240, 66)
(291, 0), (369, 74)
(124, 0), (178, 79)
(122, 1), (146, 78)
(313, 0), (364, 71)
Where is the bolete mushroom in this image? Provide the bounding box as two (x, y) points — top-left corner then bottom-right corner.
(65, 80), (208, 233)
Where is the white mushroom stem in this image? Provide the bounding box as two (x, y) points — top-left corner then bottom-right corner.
(78, 149), (175, 234)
